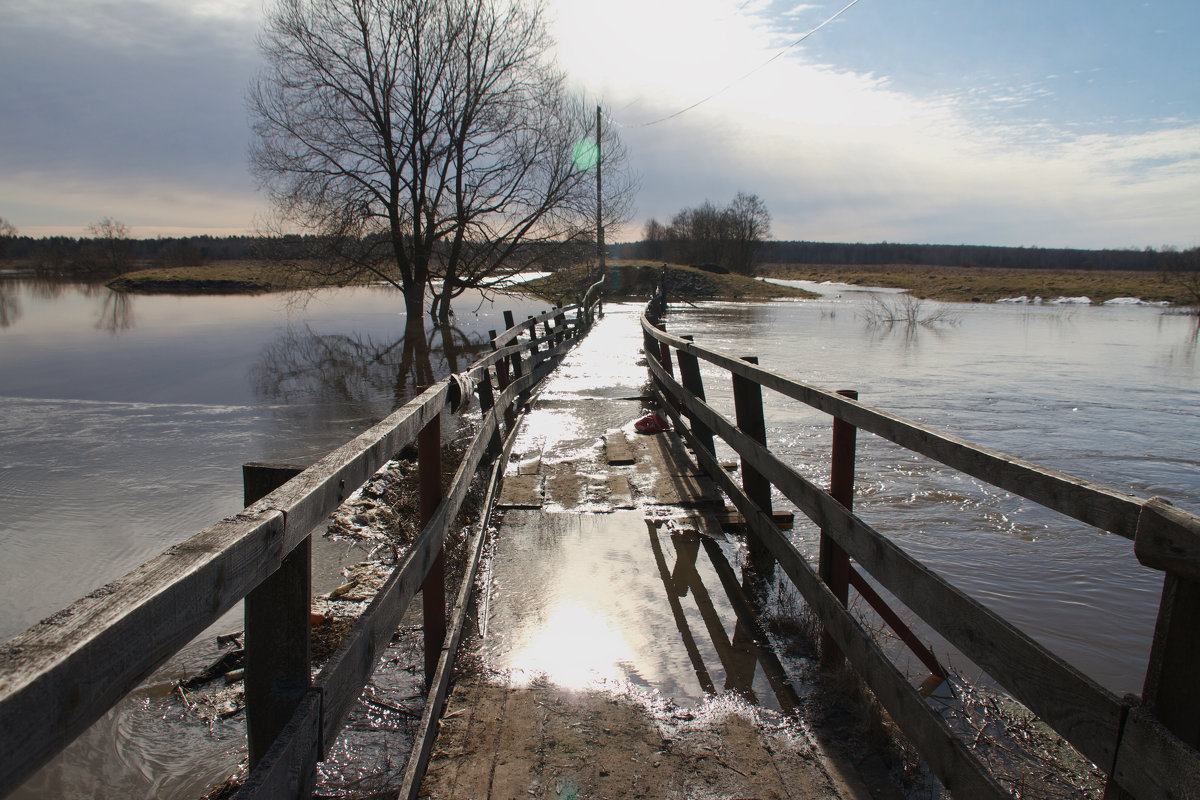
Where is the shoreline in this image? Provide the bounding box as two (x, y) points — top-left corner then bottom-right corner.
(756, 263), (1188, 305)
(84, 259), (1195, 307)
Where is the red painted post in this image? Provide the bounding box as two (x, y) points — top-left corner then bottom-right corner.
(418, 414), (445, 688)
(820, 389), (858, 669)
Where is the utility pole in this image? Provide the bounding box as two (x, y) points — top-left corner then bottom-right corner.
(596, 105), (605, 282)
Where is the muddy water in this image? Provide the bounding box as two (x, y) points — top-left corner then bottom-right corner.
(662, 284), (1200, 696)
(3, 280), (1196, 796)
(0, 277), (545, 799)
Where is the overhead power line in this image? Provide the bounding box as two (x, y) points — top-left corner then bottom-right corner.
(627, 0), (865, 128)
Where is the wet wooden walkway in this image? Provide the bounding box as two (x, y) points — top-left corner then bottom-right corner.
(417, 308), (877, 799)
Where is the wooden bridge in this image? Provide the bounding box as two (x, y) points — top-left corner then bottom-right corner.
(1, 280), (1199, 799)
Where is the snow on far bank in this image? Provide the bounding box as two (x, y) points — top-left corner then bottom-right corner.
(496, 271), (552, 287)
(996, 295), (1171, 307)
(756, 276), (908, 296)
(1102, 297), (1171, 307)
(997, 295), (1092, 305)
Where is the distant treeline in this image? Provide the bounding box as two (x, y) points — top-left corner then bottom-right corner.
(4, 234), (264, 269)
(613, 239), (1195, 272)
(5, 233), (1196, 276)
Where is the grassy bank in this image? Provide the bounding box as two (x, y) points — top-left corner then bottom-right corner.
(105, 261), (331, 293)
(104, 259), (1189, 306)
(522, 261), (819, 304)
(758, 263), (1187, 304)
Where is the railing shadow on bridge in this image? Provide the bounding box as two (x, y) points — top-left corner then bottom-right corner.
(642, 281), (1200, 800)
(0, 280), (605, 800)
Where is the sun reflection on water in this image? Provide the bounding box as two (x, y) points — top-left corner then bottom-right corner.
(506, 601), (636, 690)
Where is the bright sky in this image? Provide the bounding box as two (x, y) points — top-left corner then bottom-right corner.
(1, 0), (1197, 249)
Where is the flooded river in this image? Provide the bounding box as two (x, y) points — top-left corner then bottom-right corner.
(1, 276), (1196, 797)
(664, 281), (1200, 696)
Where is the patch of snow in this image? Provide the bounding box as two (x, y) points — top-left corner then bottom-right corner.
(1050, 296), (1093, 305)
(1102, 297), (1170, 306)
(995, 296), (1044, 304)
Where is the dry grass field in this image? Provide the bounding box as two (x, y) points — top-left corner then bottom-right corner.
(757, 263), (1186, 304)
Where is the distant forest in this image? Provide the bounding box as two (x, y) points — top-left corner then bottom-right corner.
(613, 239), (1193, 272)
(3, 233), (1194, 274)
(3, 234), (265, 268)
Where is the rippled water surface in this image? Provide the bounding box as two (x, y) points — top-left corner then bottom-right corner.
(2, 278), (1196, 797)
(665, 282), (1200, 696)
(0, 278), (545, 798)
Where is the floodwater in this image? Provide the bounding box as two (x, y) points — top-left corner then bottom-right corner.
(663, 281), (1200, 697)
(0, 276), (545, 799)
(0, 278), (546, 641)
(478, 305), (801, 711)
(1, 277), (1196, 796)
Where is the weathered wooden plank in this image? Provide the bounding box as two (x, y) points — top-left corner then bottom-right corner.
(1140, 572), (1200, 749)
(646, 353), (1125, 772)
(1112, 702), (1200, 799)
(517, 455), (542, 475)
(0, 511), (284, 794)
(646, 472), (718, 506)
(604, 430), (636, 465)
(242, 463), (310, 770)
(1134, 498), (1200, 581)
(235, 688), (322, 800)
(314, 409), (503, 750)
(546, 470), (585, 508)
(607, 475), (635, 509)
(497, 475), (544, 508)
(713, 510), (794, 531)
(399, 394), (525, 800)
(249, 381), (451, 554)
(637, 431), (700, 477)
(645, 318), (1147, 539)
(660, 398), (1010, 799)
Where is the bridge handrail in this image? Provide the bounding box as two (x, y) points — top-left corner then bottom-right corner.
(641, 304), (1200, 799)
(0, 288), (600, 798)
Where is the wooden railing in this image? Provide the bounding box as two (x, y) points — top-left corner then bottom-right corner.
(641, 290), (1200, 799)
(0, 286), (603, 799)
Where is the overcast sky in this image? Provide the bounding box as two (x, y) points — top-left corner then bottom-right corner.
(2, 0), (1198, 249)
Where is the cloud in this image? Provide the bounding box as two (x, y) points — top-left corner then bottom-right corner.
(553, 0), (1200, 248)
(0, 0), (264, 234)
(782, 3), (822, 16)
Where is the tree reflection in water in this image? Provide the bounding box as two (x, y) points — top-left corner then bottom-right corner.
(0, 282), (18, 328)
(252, 322), (492, 422)
(95, 290), (135, 333)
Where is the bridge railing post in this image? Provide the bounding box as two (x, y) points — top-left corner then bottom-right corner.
(489, 330), (516, 432)
(503, 310), (523, 381)
(242, 462), (310, 773)
(676, 335), (714, 456)
(476, 364), (502, 462)
(732, 357), (774, 590)
(554, 307), (566, 344)
(820, 389), (858, 670)
(419, 414), (445, 688)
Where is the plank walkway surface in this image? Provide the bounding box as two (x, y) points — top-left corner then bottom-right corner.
(418, 307), (879, 800)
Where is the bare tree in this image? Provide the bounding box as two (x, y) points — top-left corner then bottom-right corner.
(728, 192), (771, 274)
(85, 217), (133, 276)
(0, 217), (16, 259)
(660, 193), (770, 273)
(250, 0), (631, 330)
(1161, 247), (1200, 309)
